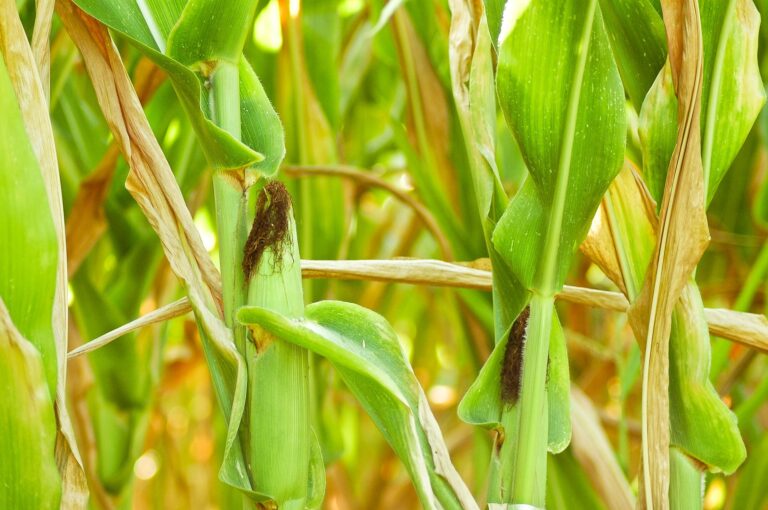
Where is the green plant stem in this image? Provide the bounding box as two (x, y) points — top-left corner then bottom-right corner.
(210, 60), (253, 490)
(670, 449), (703, 510)
(211, 61), (246, 335)
(510, 294), (552, 506)
(509, 2), (596, 505)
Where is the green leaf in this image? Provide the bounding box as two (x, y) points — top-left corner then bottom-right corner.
(71, 0), (285, 175)
(597, 0), (667, 111)
(0, 51), (58, 395)
(0, 301), (61, 510)
(238, 301), (479, 510)
(639, 0), (765, 205)
(483, 0), (505, 49)
(492, 0), (626, 293)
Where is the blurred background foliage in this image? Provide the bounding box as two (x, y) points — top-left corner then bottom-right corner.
(11, 0), (768, 508)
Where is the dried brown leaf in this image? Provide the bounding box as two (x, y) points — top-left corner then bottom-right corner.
(69, 259), (768, 362)
(628, 0), (708, 507)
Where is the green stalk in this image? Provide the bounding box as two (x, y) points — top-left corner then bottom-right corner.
(669, 449), (703, 510)
(510, 294), (552, 506)
(509, 2), (596, 505)
(210, 61), (254, 499)
(211, 61), (248, 338)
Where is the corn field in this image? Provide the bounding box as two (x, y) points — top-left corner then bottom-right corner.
(2, 0), (768, 508)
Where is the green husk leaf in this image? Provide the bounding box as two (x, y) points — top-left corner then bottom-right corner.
(238, 301), (479, 510)
(241, 193), (319, 508)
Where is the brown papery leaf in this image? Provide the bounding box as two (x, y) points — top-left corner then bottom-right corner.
(628, 0), (709, 508)
(66, 59), (164, 276)
(0, 2), (88, 506)
(56, 0), (223, 321)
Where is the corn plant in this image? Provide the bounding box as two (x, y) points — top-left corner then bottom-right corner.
(1, 0), (768, 509)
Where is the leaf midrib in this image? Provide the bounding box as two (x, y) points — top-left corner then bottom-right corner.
(535, 0), (598, 295)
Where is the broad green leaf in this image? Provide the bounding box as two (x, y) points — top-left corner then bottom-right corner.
(0, 301), (61, 510)
(0, 51), (58, 395)
(457, 313), (571, 454)
(71, 0), (285, 175)
(598, 0), (667, 111)
(238, 301), (479, 510)
(639, 0), (765, 205)
(492, 0), (626, 293)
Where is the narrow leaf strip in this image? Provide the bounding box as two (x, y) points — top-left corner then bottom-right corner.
(64, 261), (768, 359)
(628, 0), (708, 507)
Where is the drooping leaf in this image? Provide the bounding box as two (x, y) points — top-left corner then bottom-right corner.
(583, 166), (746, 474)
(629, 0), (710, 506)
(56, 1), (253, 496)
(238, 301), (479, 510)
